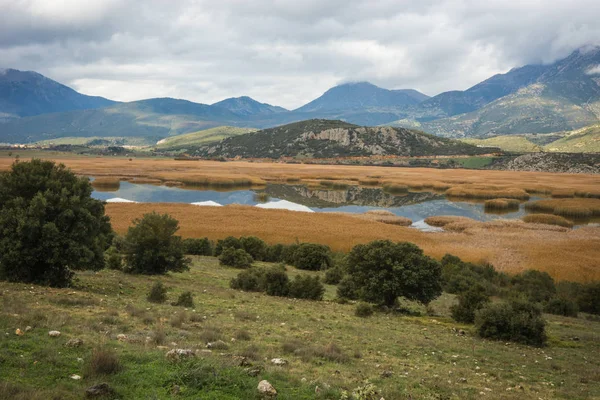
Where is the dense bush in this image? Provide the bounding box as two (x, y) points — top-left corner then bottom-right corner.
(441, 254), (507, 295)
(544, 297), (578, 317)
(324, 266), (345, 285)
(182, 238), (213, 256)
(0, 159), (113, 287)
(265, 243), (286, 262)
(450, 286), (490, 323)
(337, 276), (359, 300)
(282, 243), (300, 265)
(511, 270), (556, 303)
(355, 302), (374, 317)
(344, 240), (442, 306)
(578, 282), (600, 315)
(264, 267), (290, 297)
(240, 236), (268, 261)
(147, 281), (168, 303)
(174, 291), (194, 308)
(288, 275), (325, 300)
(122, 212), (190, 275)
(292, 243), (332, 271)
(230, 268), (266, 292)
(105, 246), (123, 270)
(219, 248), (254, 268)
(214, 236), (242, 256)
(475, 300), (547, 346)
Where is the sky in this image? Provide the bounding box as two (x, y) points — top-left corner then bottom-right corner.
(1, 0), (599, 109)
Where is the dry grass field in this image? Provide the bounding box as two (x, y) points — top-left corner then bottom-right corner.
(106, 204), (600, 282)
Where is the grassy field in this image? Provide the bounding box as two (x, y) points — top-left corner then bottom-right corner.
(155, 126), (257, 150)
(1, 256), (598, 399)
(105, 204), (600, 282)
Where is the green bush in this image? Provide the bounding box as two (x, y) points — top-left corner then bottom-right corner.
(240, 236), (268, 261)
(265, 243), (286, 262)
(450, 286), (490, 323)
(511, 270), (556, 303)
(292, 243), (332, 271)
(324, 266), (345, 285)
(174, 291), (194, 308)
(544, 297), (578, 317)
(475, 300), (547, 346)
(0, 159), (113, 287)
(122, 212), (190, 275)
(230, 268), (266, 292)
(105, 246), (122, 270)
(578, 282), (600, 315)
(214, 236), (242, 256)
(219, 248), (254, 268)
(337, 276), (359, 300)
(345, 240), (442, 306)
(288, 275), (325, 300)
(264, 267), (290, 297)
(355, 302), (374, 317)
(282, 243), (300, 265)
(441, 254), (507, 295)
(147, 282), (168, 303)
(182, 238), (213, 256)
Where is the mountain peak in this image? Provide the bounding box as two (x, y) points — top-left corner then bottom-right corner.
(212, 96), (287, 116)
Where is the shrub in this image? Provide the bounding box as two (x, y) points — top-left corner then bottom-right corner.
(265, 243), (286, 262)
(450, 286), (490, 323)
(214, 236), (242, 256)
(292, 243), (332, 271)
(240, 236), (268, 261)
(122, 212), (190, 275)
(324, 266), (345, 285)
(230, 268), (266, 292)
(264, 267), (290, 297)
(355, 302), (374, 317)
(0, 159), (113, 287)
(545, 297), (578, 317)
(345, 240), (442, 306)
(288, 275), (325, 300)
(234, 330), (251, 341)
(475, 300), (547, 346)
(182, 238), (213, 256)
(84, 348), (122, 377)
(147, 282), (168, 303)
(282, 243), (300, 264)
(440, 254), (505, 295)
(511, 270), (556, 303)
(577, 282), (600, 315)
(174, 291), (194, 308)
(337, 276), (359, 300)
(105, 246), (122, 270)
(219, 248), (254, 268)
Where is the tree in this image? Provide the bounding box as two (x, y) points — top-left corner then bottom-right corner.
(511, 270), (556, 303)
(450, 285), (490, 323)
(292, 243), (332, 271)
(0, 159), (112, 287)
(122, 212), (190, 275)
(345, 240), (442, 307)
(240, 236), (268, 261)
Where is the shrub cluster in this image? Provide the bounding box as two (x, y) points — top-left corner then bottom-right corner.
(450, 286), (490, 323)
(182, 238), (213, 256)
(219, 248), (254, 268)
(230, 266), (324, 301)
(475, 300), (547, 346)
(147, 281), (168, 303)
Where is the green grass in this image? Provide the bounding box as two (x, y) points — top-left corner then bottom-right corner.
(451, 157), (495, 169)
(0, 257), (599, 399)
(462, 136), (542, 152)
(543, 124), (600, 153)
(155, 126), (257, 150)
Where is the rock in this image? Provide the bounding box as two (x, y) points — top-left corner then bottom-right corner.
(270, 358), (288, 366)
(171, 384), (181, 395)
(381, 370), (393, 378)
(69, 374), (82, 380)
(206, 340), (228, 349)
(165, 348), (196, 361)
(116, 334), (127, 341)
(25, 326), (32, 332)
(233, 356), (251, 367)
(257, 380), (277, 398)
(15, 328), (24, 336)
(65, 338), (84, 348)
(457, 377), (468, 383)
(48, 330), (61, 337)
(245, 367), (262, 377)
(85, 383), (115, 398)
(458, 330), (466, 336)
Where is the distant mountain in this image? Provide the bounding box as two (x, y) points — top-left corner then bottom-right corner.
(212, 96), (287, 116)
(295, 82), (429, 112)
(0, 68), (115, 118)
(155, 126), (258, 150)
(198, 119), (490, 159)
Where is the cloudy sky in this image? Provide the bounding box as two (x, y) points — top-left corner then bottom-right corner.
(1, 0), (599, 109)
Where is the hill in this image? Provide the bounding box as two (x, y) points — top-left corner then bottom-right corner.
(462, 135), (543, 152)
(155, 126), (257, 150)
(198, 119), (491, 159)
(0, 68), (115, 118)
(544, 124), (600, 153)
(212, 96), (287, 116)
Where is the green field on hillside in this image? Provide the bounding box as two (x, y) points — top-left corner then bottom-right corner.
(155, 126), (257, 150)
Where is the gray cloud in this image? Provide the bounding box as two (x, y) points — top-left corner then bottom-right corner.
(1, 0), (599, 109)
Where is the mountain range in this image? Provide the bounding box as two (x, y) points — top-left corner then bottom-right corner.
(1, 46), (599, 145)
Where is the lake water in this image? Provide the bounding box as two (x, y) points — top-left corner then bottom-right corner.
(91, 181), (550, 226)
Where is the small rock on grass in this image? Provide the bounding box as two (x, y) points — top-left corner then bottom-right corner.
(65, 338), (84, 348)
(165, 348), (196, 361)
(85, 383), (115, 398)
(257, 380), (277, 398)
(48, 330), (61, 337)
(270, 358), (288, 366)
(69, 374), (81, 380)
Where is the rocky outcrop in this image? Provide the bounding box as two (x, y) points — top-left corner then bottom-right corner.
(489, 153), (600, 174)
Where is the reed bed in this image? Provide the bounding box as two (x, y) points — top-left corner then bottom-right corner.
(358, 178), (380, 186)
(484, 198), (521, 211)
(90, 177), (121, 191)
(254, 193), (270, 203)
(575, 190), (600, 199)
(319, 180), (350, 190)
(446, 186), (530, 200)
(423, 216), (477, 227)
(524, 198), (600, 218)
(129, 177), (163, 185)
(105, 203), (600, 282)
(354, 210), (412, 226)
(382, 183), (409, 194)
(551, 189), (575, 198)
(522, 214), (574, 228)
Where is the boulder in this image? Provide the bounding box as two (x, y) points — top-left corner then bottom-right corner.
(48, 330), (61, 337)
(166, 348), (196, 361)
(257, 380), (277, 398)
(116, 334), (128, 341)
(65, 338), (84, 348)
(270, 358), (288, 366)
